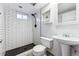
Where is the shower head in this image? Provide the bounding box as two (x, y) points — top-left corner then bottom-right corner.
(30, 3), (37, 6)
(31, 14), (35, 16)
(31, 13), (36, 16)
(31, 13), (37, 28)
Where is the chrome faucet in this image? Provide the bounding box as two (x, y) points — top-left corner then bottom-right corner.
(63, 33), (70, 37)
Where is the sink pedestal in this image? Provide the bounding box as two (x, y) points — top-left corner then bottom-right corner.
(53, 35), (79, 56)
(61, 44), (70, 56)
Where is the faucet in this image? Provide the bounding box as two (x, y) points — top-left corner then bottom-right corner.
(63, 33), (70, 37)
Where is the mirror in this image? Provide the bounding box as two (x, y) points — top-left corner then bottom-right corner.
(58, 3), (76, 24)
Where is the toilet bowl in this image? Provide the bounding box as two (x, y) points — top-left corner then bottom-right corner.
(33, 45), (46, 56)
(33, 37), (53, 56)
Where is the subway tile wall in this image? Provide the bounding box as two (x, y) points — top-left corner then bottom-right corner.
(0, 4), (5, 55)
(5, 8), (33, 51)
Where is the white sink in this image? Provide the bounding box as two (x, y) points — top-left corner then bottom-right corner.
(53, 35), (79, 56)
(53, 35), (79, 45)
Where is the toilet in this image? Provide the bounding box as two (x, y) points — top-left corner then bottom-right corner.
(33, 37), (53, 56)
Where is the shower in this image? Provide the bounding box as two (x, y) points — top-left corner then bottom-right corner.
(31, 13), (37, 28)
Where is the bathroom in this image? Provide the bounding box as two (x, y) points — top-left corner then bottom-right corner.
(1, 2), (79, 56)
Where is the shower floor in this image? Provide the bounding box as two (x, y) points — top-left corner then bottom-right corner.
(5, 43), (35, 56)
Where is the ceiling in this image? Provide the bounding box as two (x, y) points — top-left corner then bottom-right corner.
(3, 3), (48, 14)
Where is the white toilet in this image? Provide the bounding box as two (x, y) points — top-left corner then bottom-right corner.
(33, 37), (53, 56)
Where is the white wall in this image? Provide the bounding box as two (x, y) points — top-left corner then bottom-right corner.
(32, 11), (41, 45)
(5, 8), (33, 51)
(40, 4), (62, 56)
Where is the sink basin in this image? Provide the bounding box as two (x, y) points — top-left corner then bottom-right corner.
(53, 35), (79, 56)
(53, 35), (79, 45)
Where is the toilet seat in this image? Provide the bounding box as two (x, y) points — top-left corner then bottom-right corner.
(33, 45), (46, 56)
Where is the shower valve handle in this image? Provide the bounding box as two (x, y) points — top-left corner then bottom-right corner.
(0, 40), (2, 43)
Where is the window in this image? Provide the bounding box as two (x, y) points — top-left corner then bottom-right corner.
(17, 12), (28, 20)
(23, 15), (27, 19)
(17, 13), (22, 19)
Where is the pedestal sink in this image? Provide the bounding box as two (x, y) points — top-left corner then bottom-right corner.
(53, 35), (79, 56)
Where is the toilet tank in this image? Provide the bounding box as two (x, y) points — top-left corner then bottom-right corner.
(40, 37), (53, 48)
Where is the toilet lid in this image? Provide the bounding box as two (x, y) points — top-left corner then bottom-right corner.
(33, 45), (46, 52)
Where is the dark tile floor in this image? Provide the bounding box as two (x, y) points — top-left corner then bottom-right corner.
(5, 43), (35, 56)
(46, 51), (54, 56)
(5, 43), (54, 56)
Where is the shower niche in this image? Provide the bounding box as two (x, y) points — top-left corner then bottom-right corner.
(42, 10), (50, 23)
(41, 4), (52, 24)
(57, 3), (78, 25)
